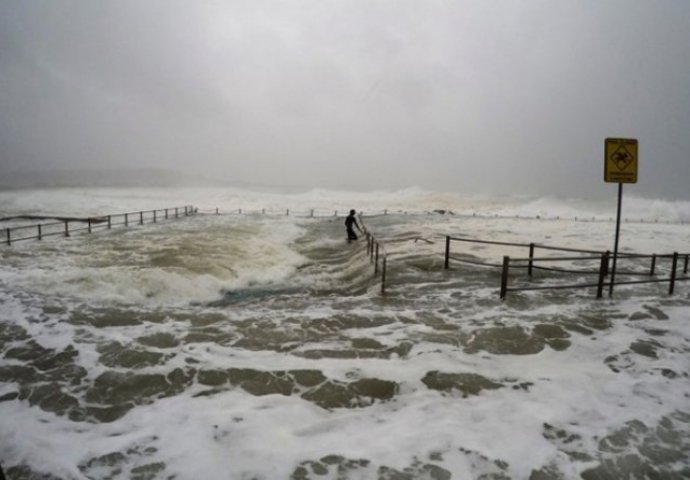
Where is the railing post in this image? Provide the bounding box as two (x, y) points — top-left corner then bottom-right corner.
(6, 228), (10, 246)
(444, 236), (451, 270)
(669, 252), (678, 295)
(37, 224), (42, 240)
(108, 215), (111, 229)
(140, 211), (144, 225)
(500, 256), (510, 300)
(650, 254), (656, 276)
(381, 257), (387, 295)
(528, 243), (535, 277)
(604, 250), (610, 276)
(596, 253), (608, 299)
(64, 221), (70, 237)
(88, 218), (92, 233)
(375, 243), (379, 275)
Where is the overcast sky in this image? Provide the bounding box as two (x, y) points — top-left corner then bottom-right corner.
(1, 0), (689, 198)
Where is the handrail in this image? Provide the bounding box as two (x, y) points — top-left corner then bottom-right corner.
(443, 235), (688, 299)
(359, 216), (388, 295)
(3, 205), (196, 246)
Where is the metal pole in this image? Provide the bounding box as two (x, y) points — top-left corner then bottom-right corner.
(528, 243), (535, 277)
(381, 257), (387, 295)
(444, 236), (450, 270)
(65, 221), (70, 237)
(108, 215), (111, 229)
(37, 224), (42, 240)
(650, 254), (656, 276)
(165, 209), (168, 219)
(669, 252), (678, 295)
(88, 218), (92, 233)
(609, 183), (623, 297)
(500, 256), (510, 300)
(140, 211), (143, 225)
(125, 213), (129, 227)
(375, 243), (379, 275)
(6, 228), (10, 246)
(684, 255), (689, 274)
(153, 210), (157, 223)
(175, 208), (178, 218)
(596, 254), (607, 298)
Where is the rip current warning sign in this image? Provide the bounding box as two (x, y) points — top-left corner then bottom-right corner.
(605, 138), (638, 183)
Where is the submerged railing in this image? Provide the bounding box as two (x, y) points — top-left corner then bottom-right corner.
(359, 217), (388, 295)
(2, 206), (196, 246)
(443, 235), (690, 299)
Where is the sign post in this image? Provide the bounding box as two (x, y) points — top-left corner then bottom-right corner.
(604, 137), (638, 296)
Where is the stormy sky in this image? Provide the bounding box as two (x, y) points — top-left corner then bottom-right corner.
(1, 0), (689, 198)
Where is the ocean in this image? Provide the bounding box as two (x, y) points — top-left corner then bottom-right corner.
(0, 187), (689, 479)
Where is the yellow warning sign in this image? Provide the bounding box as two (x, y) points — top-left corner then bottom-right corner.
(605, 138), (638, 183)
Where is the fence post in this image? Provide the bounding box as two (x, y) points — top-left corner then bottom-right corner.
(500, 256), (510, 300)
(108, 215), (111, 229)
(125, 213), (129, 227)
(88, 218), (92, 233)
(596, 253), (608, 299)
(5, 228), (10, 246)
(64, 221), (70, 237)
(444, 236), (451, 270)
(604, 250), (610, 276)
(381, 257), (387, 295)
(669, 252), (678, 295)
(375, 243), (379, 275)
(528, 243), (535, 277)
(37, 224), (42, 241)
(650, 254), (656, 276)
(684, 255), (689, 274)
(140, 211), (144, 225)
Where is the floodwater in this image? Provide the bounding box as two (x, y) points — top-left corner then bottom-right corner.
(1, 187), (689, 479)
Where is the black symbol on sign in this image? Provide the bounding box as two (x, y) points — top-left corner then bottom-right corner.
(611, 146), (633, 171)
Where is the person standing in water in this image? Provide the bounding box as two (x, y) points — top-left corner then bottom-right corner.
(345, 209), (362, 243)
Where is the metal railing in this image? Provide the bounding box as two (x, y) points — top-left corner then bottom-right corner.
(2, 206), (196, 246)
(443, 235), (689, 299)
(359, 217), (388, 295)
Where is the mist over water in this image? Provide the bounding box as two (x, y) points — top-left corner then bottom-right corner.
(1, 187), (689, 479)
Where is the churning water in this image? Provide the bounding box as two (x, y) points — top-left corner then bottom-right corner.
(0, 187), (689, 479)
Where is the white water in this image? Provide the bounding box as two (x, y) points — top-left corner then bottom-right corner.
(1, 187), (689, 479)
